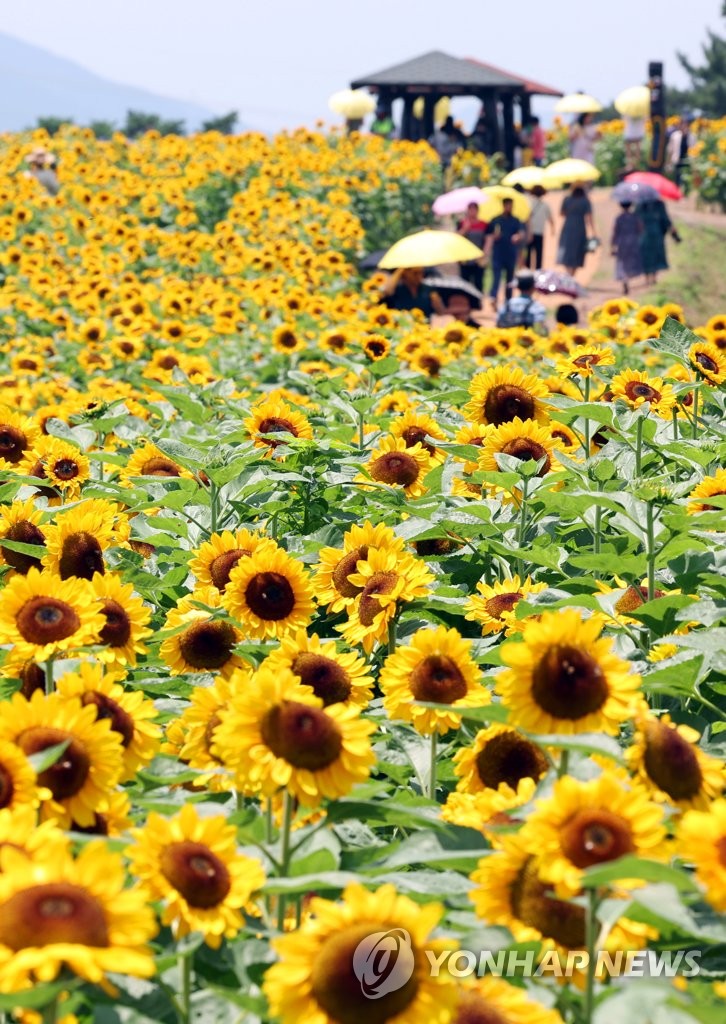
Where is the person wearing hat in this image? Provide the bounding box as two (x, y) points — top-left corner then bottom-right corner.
(26, 148), (60, 196)
(495, 271), (547, 331)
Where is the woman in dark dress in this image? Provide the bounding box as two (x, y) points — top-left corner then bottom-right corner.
(557, 185), (595, 276)
(611, 201), (643, 294)
(639, 199), (680, 285)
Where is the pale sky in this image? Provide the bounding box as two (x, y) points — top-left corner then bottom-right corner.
(2, 0), (722, 132)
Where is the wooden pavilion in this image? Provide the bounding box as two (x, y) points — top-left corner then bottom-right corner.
(351, 50), (562, 166)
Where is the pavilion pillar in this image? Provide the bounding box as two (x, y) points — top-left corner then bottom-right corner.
(501, 93), (516, 168)
(520, 93), (531, 127)
(422, 94), (436, 140)
(483, 92), (499, 156)
(401, 94), (415, 141)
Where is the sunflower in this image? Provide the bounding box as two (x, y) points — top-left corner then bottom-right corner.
(688, 341), (726, 385)
(320, 327), (352, 355)
(389, 409), (448, 464)
(161, 585), (246, 677)
(91, 572), (152, 669)
(478, 418), (557, 478)
(464, 366), (550, 427)
(0, 840), (156, 991)
(0, 805), (66, 862)
(0, 499), (46, 575)
(129, 804), (265, 948)
(362, 333), (391, 361)
(121, 442), (194, 483)
(188, 528), (277, 592)
(0, 690), (124, 828)
(214, 667), (375, 804)
(549, 421), (582, 454)
(380, 626), (488, 735)
(272, 324), (306, 354)
(454, 724), (548, 806)
(162, 669), (253, 792)
(453, 976), (565, 1024)
(0, 568), (103, 662)
(521, 772), (667, 897)
(42, 502), (118, 580)
(20, 438), (90, 500)
(0, 740), (40, 814)
(496, 608), (641, 735)
(610, 369), (676, 417)
(263, 882), (457, 1024)
(687, 468), (726, 514)
(222, 547), (315, 642)
(338, 547), (434, 653)
(70, 788), (133, 837)
(0, 409), (38, 465)
(244, 398), (313, 453)
(361, 435), (433, 499)
(56, 662), (161, 781)
(263, 630), (373, 707)
(626, 709), (724, 810)
(465, 576), (547, 636)
(555, 345), (614, 379)
(677, 799), (726, 911)
(312, 521), (406, 614)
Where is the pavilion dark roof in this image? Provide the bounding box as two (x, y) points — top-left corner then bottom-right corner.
(351, 50), (562, 97)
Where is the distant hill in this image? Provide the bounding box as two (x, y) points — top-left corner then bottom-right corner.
(0, 32), (220, 132)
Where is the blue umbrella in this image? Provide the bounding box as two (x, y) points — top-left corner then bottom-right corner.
(612, 181), (661, 204)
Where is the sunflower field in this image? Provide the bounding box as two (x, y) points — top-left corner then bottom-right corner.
(0, 125), (725, 1024)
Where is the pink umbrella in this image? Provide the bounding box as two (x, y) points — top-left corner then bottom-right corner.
(432, 186), (487, 216)
(624, 172), (683, 201)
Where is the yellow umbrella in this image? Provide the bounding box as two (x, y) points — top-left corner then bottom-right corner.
(615, 86), (650, 118)
(478, 185), (531, 222)
(542, 159), (600, 187)
(328, 89), (376, 120)
(554, 93), (603, 114)
(501, 166), (547, 189)
(378, 230), (483, 269)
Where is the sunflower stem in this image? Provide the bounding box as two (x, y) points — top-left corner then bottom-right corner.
(583, 376), (591, 457)
(557, 749), (569, 778)
(691, 385), (699, 440)
(45, 656), (55, 695)
(179, 949), (192, 1024)
(671, 406), (679, 442)
(358, 409), (365, 450)
(428, 731), (438, 800)
(584, 889), (599, 1024)
(635, 414), (644, 477)
(516, 479), (529, 577)
(277, 790), (294, 932)
(209, 479), (219, 535)
(592, 504), (601, 555)
(41, 997), (58, 1024)
(645, 502), (656, 604)
(387, 617), (397, 655)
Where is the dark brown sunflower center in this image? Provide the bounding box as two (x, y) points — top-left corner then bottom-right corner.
(455, 992), (508, 1024)
(512, 856), (586, 948)
(573, 354), (598, 368)
(157, 355), (179, 369)
(409, 655), (467, 704)
(81, 692), (135, 747)
(58, 532), (105, 581)
(17, 726), (90, 800)
(260, 700), (342, 770)
(366, 340), (387, 358)
(2, 521), (45, 573)
(291, 653), (352, 706)
(140, 457), (181, 477)
(16, 596), (80, 645)
(485, 592), (522, 620)
(500, 438), (551, 475)
(310, 922), (419, 1024)
(693, 351), (718, 373)
(484, 384), (536, 425)
(332, 546), (368, 599)
(560, 809), (635, 868)
(531, 645), (608, 720)
(0, 426), (28, 463)
(475, 731), (548, 790)
(400, 426), (436, 456)
(277, 331), (297, 348)
(0, 882), (109, 950)
(643, 721), (703, 800)
(203, 713), (225, 762)
(72, 812), (110, 836)
(624, 381), (661, 403)
(178, 620), (237, 669)
(245, 571), (295, 620)
(358, 571), (398, 627)
(53, 459), (80, 481)
(370, 452), (420, 488)
(99, 599), (132, 647)
(160, 840), (231, 908)
(257, 417), (297, 447)
(0, 764), (13, 809)
(209, 549), (250, 590)
(18, 662), (46, 699)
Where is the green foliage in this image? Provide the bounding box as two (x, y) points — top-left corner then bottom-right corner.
(201, 111), (239, 134)
(122, 109), (186, 138)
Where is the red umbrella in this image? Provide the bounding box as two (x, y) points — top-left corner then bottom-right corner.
(624, 172), (683, 201)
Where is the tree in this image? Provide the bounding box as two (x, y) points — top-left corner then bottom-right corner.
(122, 110), (186, 138)
(674, 2), (726, 115)
(36, 116), (72, 136)
(201, 111), (239, 134)
(89, 120), (116, 140)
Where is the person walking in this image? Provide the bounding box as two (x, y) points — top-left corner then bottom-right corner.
(639, 198), (681, 285)
(557, 184), (595, 276)
(525, 186), (554, 270)
(610, 201), (643, 294)
(667, 114), (696, 187)
(485, 198), (525, 309)
(457, 201), (488, 292)
(26, 148), (60, 196)
(569, 113), (599, 164)
(529, 116), (546, 166)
